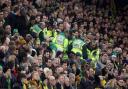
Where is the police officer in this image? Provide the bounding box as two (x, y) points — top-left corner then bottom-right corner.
(39, 22), (57, 43)
(86, 41), (100, 67)
(68, 30), (86, 60)
(50, 22), (68, 58)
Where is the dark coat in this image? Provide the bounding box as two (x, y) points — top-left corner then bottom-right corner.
(56, 83), (64, 89)
(5, 12), (27, 37)
(64, 85), (72, 89)
(79, 78), (94, 89)
(0, 74), (7, 88)
(47, 83), (57, 89)
(0, 73), (16, 89)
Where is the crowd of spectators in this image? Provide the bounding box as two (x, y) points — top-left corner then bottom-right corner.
(0, 0), (128, 89)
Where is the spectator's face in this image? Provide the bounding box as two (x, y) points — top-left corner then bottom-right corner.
(69, 53), (75, 59)
(89, 22), (93, 28)
(111, 56), (117, 62)
(32, 9), (37, 16)
(122, 50), (127, 57)
(87, 34), (93, 41)
(0, 69), (3, 75)
(49, 76), (56, 86)
(62, 63), (67, 71)
(63, 10), (68, 16)
(58, 53), (63, 59)
(5, 25), (11, 34)
(21, 77), (28, 83)
(101, 53), (109, 63)
(37, 56), (42, 66)
(126, 79), (128, 86)
(89, 16), (93, 21)
(107, 48), (112, 55)
(113, 69), (118, 77)
(58, 12), (63, 19)
(123, 37), (128, 44)
(23, 0), (28, 5)
(32, 71), (40, 80)
(112, 30), (116, 36)
(40, 22), (46, 29)
(125, 65), (128, 72)
(64, 77), (70, 86)
(42, 16), (48, 22)
(65, 16), (69, 22)
(3, 11), (9, 18)
(76, 13), (81, 18)
(46, 60), (52, 67)
(89, 68), (95, 77)
(47, 26), (53, 30)
(5, 0), (11, 6)
(53, 59), (60, 67)
(106, 62), (114, 71)
(0, 21), (3, 27)
(44, 52), (50, 58)
(95, 33), (100, 40)
(47, 70), (53, 77)
(72, 64), (77, 72)
(118, 80), (125, 87)
(59, 23), (64, 31)
(31, 19), (36, 25)
(69, 74), (75, 84)
(121, 69), (127, 75)
(120, 44), (124, 49)
(76, 55), (81, 60)
(5, 37), (10, 46)
(74, 31), (79, 38)
(104, 34), (108, 40)
(64, 22), (70, 30)
(74, 23), (78, 30)
(91, 42), (97, 48)
(59, 75), (65, 84)
(0, 12), (3, 20)
(36, 16), (41, 23)
(28, 9), (33, 16)
(56, 67), (63, 74)
(8, 55), (16, 62)
(6, 69), (11, 76)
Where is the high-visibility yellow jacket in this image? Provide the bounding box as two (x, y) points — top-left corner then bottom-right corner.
(43, 28), (57, 38)
(71, 39), (85, 56)
(52, 33), (68, 52)
(87, 48), (100, 62)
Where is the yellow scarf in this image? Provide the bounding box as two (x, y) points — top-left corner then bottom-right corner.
(43, 84), (48, 89)
(23, 84), (27, 89)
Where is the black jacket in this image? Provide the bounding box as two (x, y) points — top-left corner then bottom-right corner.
(79, 78), (94, 89)
(64, 85), (72, 89)
(0, 74), (7, 88)
(56, 83), (64, 89)
(5, 12), (27, 37)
